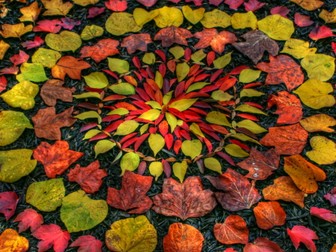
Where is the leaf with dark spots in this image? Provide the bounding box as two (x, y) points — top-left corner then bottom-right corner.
(121, 33), (152, 54)
(40, 79), (74, 106)
(154, 26), (193, 47)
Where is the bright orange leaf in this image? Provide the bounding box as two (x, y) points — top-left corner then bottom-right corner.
(0, 229), (29, 252)
(80, 38), (119, 63)
(51, 56), (91, 80)
(253, 201), (286, 230)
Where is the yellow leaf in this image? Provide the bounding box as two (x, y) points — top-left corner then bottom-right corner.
(224, 144), (249, 158)
(169, 46), (185, 59)
(281, 39), (317, 59)
(82, 129), (101, 140)
(293, 79), (335, 109)
(190, 123), (205, 137)
(186, 82), (210, 93)
(139, 109), (161, 121)
(182, 6), (205, 25)
(301, 54), (335, 81)
(240, 89), (264, 98)
(155, 71), (163, 89)
(81, 25), (104, 40)
(72, 0), (99, 6)
(235, 104), (267, 115)
(231, 11), (257, 30)
(134, 8), (159, 26)
(114, 120), (139, 136)
(181, 140), (202, 159)
(154, 6), (184, 28)
(290, 0), (323, 11)
(149, 162), (163, 181)
(45, 31), (82, 52)
(19, 1), (41, 22)
(206, 111), (231, 127)
(0, 23), (33, 38)
(74, 111), (101, 123)
(204, 157), (222, 174)
(84, 72), (108, 89)
(176, 62), (190, 82)
(0, 40), (10, 60)
(236, 120), (267, 134)
(105, 216), (157, 252)
(146, 101), (161, 109)
(172, 160), (188, 183)
(239, 69), (261, 83)
(41, 0), (73, 16)
(106, 12), (142, 36)
(148, 134), (165, 156)
(306, 136), (336, 165)
(169, 98), (197, 112)
(200, 9), (231, 28)
(0, 229), (29, 252)
(108, 58), (130, 74)
(319, 9), (336, 23)
(120, 152), (140, 175)
(213, 52), (232, 69)
(142, 52), (156, 65)
(32, 48), (62, 68)
(94, 140), (116, 158)
(230, 132), (260, 145)
(211, 90), (234, 101)
(257, 14), (294, 40)
(165, 112), (177, 132)
(300, 114), (336, 133)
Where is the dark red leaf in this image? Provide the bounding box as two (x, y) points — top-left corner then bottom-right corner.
(10, 50), (29, 66)
(154, 27), (193, 47)
(0, 191), (19, 221)
(87, 7), (105, 18)
(105, 0), (127, 11)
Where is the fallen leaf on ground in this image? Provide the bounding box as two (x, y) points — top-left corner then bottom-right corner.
(253, 201), (286, 230)
(14, 209), (44, 233)
(121, 33), (152, 54)
(41, 0), (73, 16)
(70, 235), (103, 252)
(309, 25), (334, 40)
(287, 225), (318, 252)
(154, 26), (193, 47)
(310, 207), (336, 223)
(52, 56), (91, 80)
(0, 23), (33, 38)
(319, 9), (336, 23)
(0, 229), (29, 252)
(290, 0), (323, 10)
(0, 191), (19, 220)
(40, 79), (74, 106)
(257, 14), (294, 40)
(324, 187), (336, 206)
(306, 136), (336, 165)
(301, 54), (335, 81)
(80, 38), (119, 63)
(300, 114), (336, 133)
(45, 31), (81, 52)
(105, 12), (142, 36)
(281, 38), (316, 59)
(244, 237), (284, 252)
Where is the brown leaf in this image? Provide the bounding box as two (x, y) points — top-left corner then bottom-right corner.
(237, 148), (280, 180)
(260, 123), (308, 155)
(40, 79), (74, 106)
(262, 176), (305, 208)
(51, 56), (91, 80)
(206, 168), (261, 211)
(121, 33), (152, 54)
(107, 171), (153, 214)
(253, 201), (286, 230)
(163, 223), (204, 252)
(80, 38), (119, 63)
(152, 176), (217, 220)
(233, 30), (279, 64)
(32, 107), (76, 140)
(33, 141), (83, 178)
(256, 54), (304, 91)
(244, 237), (284, 252)
(214, 215), (249, 245)
(154, 26), (193, 47)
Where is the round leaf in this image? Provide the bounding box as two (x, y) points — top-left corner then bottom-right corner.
(181, 139), (202, 159)
(108, 58), (130, 74)
(45, 31), (82, 52)
(301, 54), (335, 81)
(32, 48), (62, 68)
(84, 72), (108, 89)
(149, 161), (163, 181)
(258, 14), (294, 40)
(154, 6), (183, 28)
(80, 25), (104, 40)
(105, 12), (142, 36)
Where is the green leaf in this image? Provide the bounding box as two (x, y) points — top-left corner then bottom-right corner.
(301, 54), (335, 81)
(142, 52), (156, 64)
(0, 111), (33, 146)
(45, 31), (82, 52)
(1, 81), (39, 110)
(148, 134), (165, 156)
(236, 120), (267, 134)
(32, 48), (62, 68)
(73, 92), (102, 100)
(60, 190), (108, 232)
(181, 139), (202, 159)
(186, 82), (209, 93)
(213, 52), (232, 69)
(206, 111), (231, 127)
(17, 63), (48, 82)
(84, 72), (108, 89)
(172, 160), (188, 183)
(211, 90), (233, 101)
(169, 98), (197, 112)
(235, 104), (267, 115)
(176, 62), (190, 82)
(26, 178), (65, 212)
(83, 129), (101, 140)
(240, 89), (264, 98)
(81, 25), (104, 40)
(169, 46), (185, 59)
(74, 111), (102, 124)
(120, 152), (140, 175)
(108, 58), (130, 74)
(110, 82), (135, 95)
(105, 12), (142, 36)
(94, 140), (116, 158)
(224, 144), (249, 158)
(115, 120), (139, 136)
(239, 69), (261, 83)
(204, 157), (222, 174)
(0, 149), (37, 183)
(165, 112), (177, 132)
(149, 162), (163, 181)
(139, 109), (161, 121)
(191, 50), (206, 63)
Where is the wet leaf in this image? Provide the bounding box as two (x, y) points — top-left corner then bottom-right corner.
(0, 229), (29, 252)
(14, 209), (44, 233)
(80, 38), (119, 63)
(0, 191), (19, 220)
(52, 56), (91, 80)
(257, 14), (294, 40)
(154, 6), (184, 28)
(154, 26), (193, 47)
(45, 31), (81, 52)
(306, 136), (336, 165)
(287, 225), (318, 252)
(301, 54), (335, 81)
(105, 12), (142, 36)
(253, 201), (286, 230)
(300, 114), (336, 133)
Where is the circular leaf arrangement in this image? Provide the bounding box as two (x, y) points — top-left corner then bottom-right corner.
(0, 0), (336, 251)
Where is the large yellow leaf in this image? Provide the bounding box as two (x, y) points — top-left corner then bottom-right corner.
(106, 12), (142, 36)
(0, 40), (9, 60)
(175, 62), (190, 82)
(0, 23), (33, 38)
(281, 39), (316, 59)
(149, 161), (163, 181)
(139, 109), (161, 121)
(0, 229), (29, 252)
(301, 54), (335, 81)
(105, 215), (157, 252)
(257, 14), (294, 40)
(231, 11), (257, 30)
(154, 6), (183, 28)
(133, 8), (159, 26)
(200, 9), (231, 28)
(41, 0), (73, 16)
(300, 114), (336, 133)
(148, 134), (165, 156)
(45, 31), (82, 52)
(290, 0), (323, 11)
(114, 120), (139, 136)
(181, 139), (202, 159)
(306, 136), (336, 165)
(293, 79), (335, 109)
(182, 6), (205, 25)
(169, 98), (197, 112)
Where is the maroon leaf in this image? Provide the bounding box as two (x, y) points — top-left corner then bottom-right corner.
(324, 187), (336, 206)
(244, 237), (284, 252)
(154, 26), (193, 47)
(0, 191), (19, 221)
(136, 0), (158, 7)
(14, 209), (44, 233)
(121, 33), (152, 54)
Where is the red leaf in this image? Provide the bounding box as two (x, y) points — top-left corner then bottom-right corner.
(324, 187), (336, 206)
(33, 19), (62, 33)
(0, 76), (7, 93)
(253, 201), (286, 230)
(244, 0), (265, 11)
(310, 207), (336, 222)
(52, 56), (91, 80)
(21, 36), (44, 49)
(70, 235), (103, 252)
(59, 17), (80, 30)
(154, 26), (193, 47)
(10, 50), (29, 66)
(14, 209), (44, 233)
(33, 140), (83, 178)
(32, 224), (70, 252)
(186, 0), (203, 6)
(105, 0), (127, 11)
(244, 237), (284, 252)
(87, 7), (105, 18)
(287, 225), (318, 252)
(224, 0), (244, 10)
(270, 6), (290, 17)
(309, 25), (334, 40)
(121, 33), (152, 54)
(206, 169), (261, 211)
(80, 39), (119, 63)
(107, 171), (153, 214)
(0, 191), (18, 221)
(136, 0), (157, 7)
(332, 42), (336, 54)
(294, 13), (314, 27)
(209, 0), (222, 6)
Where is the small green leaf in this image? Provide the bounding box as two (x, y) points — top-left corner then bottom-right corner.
(239, 69), (261, 83)
(186, 82), (209, 93)
(120, 152), (140, 175)
(213, 52), (232, 69)
(169, 46), (185, 59)
(84, 72), (108, 89)
(142, 52), (156, 64)
(191, 50), (206, 62)
(206, 111), (231, 127)
(108, 58), (130, 74)
(235, 104), (267, 115)
(176, 62), (190, 82)
(240, 89), (264, 98)
(169, 98), (198, 112)
(204, 157), (222, 174)
(74, 111), (102, 124)
(17, 63), (48, 82)
(81, 25), (104, 40)
(224, 144), (249, 158)
(149, 162), (163, 181)
(172, 160), (188, 183)
(148, 134), (165, 156)
(236, 120), (267, 134)
(83, 129), (101, 140)
(181, 139), (202, 159)
(94, 140), (116, 158)
(211, 90), (233, 101)
(114, 120), (139, 136)
(73, 92), (102, 100)
(109, 82), (135, 95)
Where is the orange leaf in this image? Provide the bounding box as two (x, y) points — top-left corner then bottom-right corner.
(52, 56), (91, 80)
(0, 229), (29, 252)
(214, 215), (249, 245)
(121, 33), (152, 54)
(253, 201), (286, 230)
(290, 0), (323, 11)
(0, 23), (33, 38)
(80, 38), (119, 63)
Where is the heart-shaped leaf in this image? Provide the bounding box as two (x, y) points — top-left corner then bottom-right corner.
(45, 31), (82, 52)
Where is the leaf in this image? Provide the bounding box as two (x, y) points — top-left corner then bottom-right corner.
(70, 235), (103, 252)
(236, 119), (267, 134)
(80, 24), (104, 41)
(84, 72), (108, 89)
(152, 176), (217, 220)
(52, 56), (91, 80)
(17, 63), (48, 83)
(231, 11), (258, 29)
(244, 237), (284, 252)
(253, 201), (286, 230)
(41, 0), (73, 16)
(257, 14), (294, 40)
(0, 111), (33, 146)
(136, 0), (158, 7)
(26, 178), (65, 212)
(237, 148), (280, 180)
(0, 23), (33, 38)
(182, 6), (205, 24)
(105, 12), (142, 36)
(110, 82), (135, 95)
(290, 0), (323, 11)
(32, 107), (76, 140)
(121, 33), (152, 54)
(133, 8), (159, 26)
(169, 98), (197, 111)
(306, 136), (336, 165)
(80, 38), (119, 63)
(262, 176), (305, 208)
(287, 226), (318, 252)
(309, 25), (334, 41)
(172, 160), (188, 183)
(214, 215), (249, 245)
(224, 144), (249, 158)
(0, 40), (10, 60)
(0, 191), (19, 220)
(319, 9), (336, 23)
(149, 133), (165, 156)
(32, 48), (61, 68)
(14, 209), (44, 233)
(206, 169), (261, 211)
(206, 111), (231, 127)
(105, 215), (157, 252)
(310, 207), (336, 223)
(120, 152), (140, 175)
(256, 55), (304, 91)
(301, 54), (335, 81)
(19, 1), (41, 22)
(194, 28), (237, 54)
(281, 38), (316, 59)
(260, 123), (308, 155)
(154, 26), (193, 47)
(60, 190), (108, 232)
(181, 139), (202, 159)
(68, 160), (107, 194)
(115, 120), (139, 136)
(139, 109), (161, 121)
(293, 79), (335, 109)
(300, 114), (336, 133)
(294, 13), (314, 27)
(95, 140), (116, 157)
(204, 157), (222, 174)
(200, 9), (231, 28)
(0, 229), (29, 252)
(324, 188), (336, 206)
(33, 141), (83, 178)
(73, 0), (99, 6)
(163, 223), (204, 252)
(40, 79), (73, 106)
(108, 58), (129, 74)
(45, 31), (81, 52)
(21, 36), (44, 50)
(149, 161), (164, 181)
(154, 6), (184, 28)
(107, 171), (153, 214)
(32, 224), (70, 252)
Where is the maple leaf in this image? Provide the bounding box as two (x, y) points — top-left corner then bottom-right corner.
(40, 79), (74, 106)
(154, 26), (193, 47)
(253, 201), (286, 230)
(194, 28), (237, 54)
(237, 148), (280, 180)
(32, 107), (76, 140)
(32, 224), (70, 252)
(324, 187), (336, 206)
(70, 235), (103, 251)
(80, 38), (119, 63)
(233, 30), (279, 64)
(33, 140), (83, 178)
(310, 207), (336, 223)
(52, 56), (91, 80)
(287, 225), (318, 252)
(21, 36), (44, 50)
(33, 19), (62, 33)
(0, 191), (18, 220)
(244, 237), (284, 252)
(14, 209), (44, 233)
(107, 171), (153, 214)
(121, 33), (152, 54)
(0, 23), (33, 38)
(19, 1), (41, 22)
(206, 169), (261, 211)
(68, 160), (108, 194)
(105, 0), (127, 11)
(152, 176), (217, 220)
